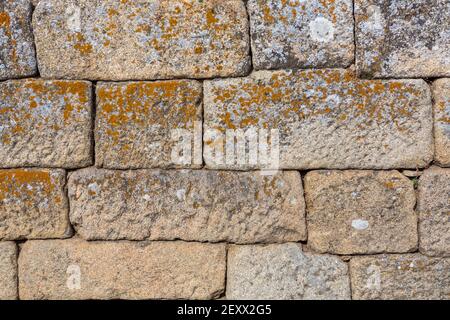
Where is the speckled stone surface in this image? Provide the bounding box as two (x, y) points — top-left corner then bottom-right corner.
(227, 244), (350, 300)
(304, 170), (417, 255)
(433, 79), (450, 166)
(0, 79), (93, 168)
(204, 69), (433, 170)
(19, 239), (226, 300)
(0, 0), (36, 80)
(96, 81), (202, 169)
(355, 0), (450, 78)
(68, 168), (306, 243)
(248, 0), (354, 70)
(0, 242), (17, 300)
(33, 0), (251, 80)
(0, 169), (70, 240)
(417, 167), (450, 257)
(350, 254), (450, 300)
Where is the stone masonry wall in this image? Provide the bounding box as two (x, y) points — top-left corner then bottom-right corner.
(0, 0), (449, 300)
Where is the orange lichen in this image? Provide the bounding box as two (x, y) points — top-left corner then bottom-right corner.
(0, 170), (54, 202)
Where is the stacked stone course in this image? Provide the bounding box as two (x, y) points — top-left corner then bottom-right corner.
(0, 0), (449, 300)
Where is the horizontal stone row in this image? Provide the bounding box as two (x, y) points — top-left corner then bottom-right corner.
(1, 241), (448, 300)
(2, 0), (449, 80)
(1, 167), (448, 257)
(1, 74), (448, 169)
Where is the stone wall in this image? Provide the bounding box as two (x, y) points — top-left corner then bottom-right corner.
(0, 0), (449, 300)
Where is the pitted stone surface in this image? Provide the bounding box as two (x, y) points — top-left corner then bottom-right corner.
(304, 170), (417, 255)
(0, 80), (93, 168)
(0, 0), (36, 80)
(96, 81), (202, 169)
(0, 169), (70, 240)
(204, 69), (433, 170)
(433, 79), (450, 166)
(227, 244), (350, 300)
(19, 239), (226, 300)
(417, 167), (450, 257)
(355, 0), (450, 78)
(68, 168), (306, 243)
(0, 242), (17, 300)
(248, 0), (354, 70)
(33, 0), (251, 80)
(350, 254), (450, 300)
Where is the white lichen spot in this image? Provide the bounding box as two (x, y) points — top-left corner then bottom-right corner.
(88, 182), (100, 194)
(352, 219), (369, 230)
(143, 194), (151, 201)
(176, 189), (186, 201)
(309, 17), (335, 43)
(365, 265), (381, 290)
(66, 5), (81, 32)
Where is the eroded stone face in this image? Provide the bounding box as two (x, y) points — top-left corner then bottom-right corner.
(227, 244), (350, 300)
(33, 0), (251, 80)
(350, 254), (450, 300)
(304, 170), (417, 255)
(0, 0), (37, 80)
(433, 79), (450, 166)
(0, 80), (93, 168)
(204, 69), (433, 170)
(355, 0), (450, 78)
(19, 239), (226, 300)
(96, 81), (202, 169)
(0, 242), (17, 300)
(0, 169), (70, 240)
(417, 167), (450, 257)
(248, 0), (354, 70)
(68, 168), (306, 243)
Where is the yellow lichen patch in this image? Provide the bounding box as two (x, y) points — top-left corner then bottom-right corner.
(0, 169), (54, 202)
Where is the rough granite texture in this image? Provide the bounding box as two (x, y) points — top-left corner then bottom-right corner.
(68, 168), (306, 243)
(19, 239), (226, 300)
(355, 0), (450, 78)
(227, 244), (351, 300)
(0, 169), (70, 240)
(33, 0), (251, 80)
(96, 80), (202, 169)
(0, 0), (36, 80)
(350, 254), (450, 300)
(433, 79), (450, 166)
(248, 0), (354, 70)
(304, 170), (418, 255)
(0, 242), (17, 300)
(417, 167), (450, 257)
(0, 79), (93, 168)
(204, 69), (433, 170)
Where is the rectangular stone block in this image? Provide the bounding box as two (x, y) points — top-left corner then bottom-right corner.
(204, 69), (433, 170)
(0, 0), (37, 80)
(19, 239), (226, 300)
(0, 79), (93, 168)
(68, 168), (306, 243)
(350, 254), (450, 300)
(248, 0), (354, 70)
(227, 244), (350, 300)
(433, 79), (450, 166)
(417, 167), (450, 257)
(96, 81), (202, 169)
(304, 170), (418, 255)
(33, 0), (250, 80)
(0, 242), (17, 300)
(0, 169), (70, 240)
(355, 0), (450, 78)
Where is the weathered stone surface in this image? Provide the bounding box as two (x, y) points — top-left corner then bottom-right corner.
(304, 170), (418, 255)
(19, 239), (226, 300)
(417, 167), (450, 257)
(227, 244), (350, 300)
(0, 169), (70, 240)
(0, 242), (17, 300)
(204, 69), (433, 170)
(0, 80), (93, 168)
(355, 0), (450, 78)
(33, 0), (250, 80)
(96, 81), (202, 169)
(350, 254), (450, 300)
(248, 0), (354, 70)
(68, 168), (306, 243)
(433, 79), (450, 166)
(0, 0), (36, 80)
